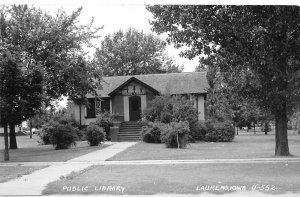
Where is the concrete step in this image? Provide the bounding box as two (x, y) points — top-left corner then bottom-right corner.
(119, 130), (141, 133)
(119, 131), (141, 134)
(118, 121), (142, 141)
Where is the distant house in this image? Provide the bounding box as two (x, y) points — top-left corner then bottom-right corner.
(72, 72), (209, 125)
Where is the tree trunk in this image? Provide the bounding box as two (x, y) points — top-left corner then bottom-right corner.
(9, 122), (18, 149)
(264, 123), (268, 135)
(79, 103), (82, 129)
(3, 123), (9, 161)
(274, 103), (290, 156)
(254, 123), (256, 134)
(29, 118), (32, 139)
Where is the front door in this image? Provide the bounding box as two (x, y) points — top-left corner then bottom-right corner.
(129, 96), (141, 121)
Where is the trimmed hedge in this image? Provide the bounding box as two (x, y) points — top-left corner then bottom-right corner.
(205, 121), (235, 142)
(86, 123), (105, 146)
(189, 121), (207, 141)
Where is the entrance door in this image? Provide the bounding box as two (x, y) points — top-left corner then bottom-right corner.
(129, 96), (141, 121)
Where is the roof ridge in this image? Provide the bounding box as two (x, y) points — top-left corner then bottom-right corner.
(103, 71), (206, 79)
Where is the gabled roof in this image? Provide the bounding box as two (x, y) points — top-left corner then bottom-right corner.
(108, 77), (160, 96)
(96, 72), (209, 97)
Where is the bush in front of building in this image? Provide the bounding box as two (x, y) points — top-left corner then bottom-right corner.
(141, 122), (165, 143)
(143, 95), (199, 141)
(95, 112), (115, 141)
(37, 110), (85, 144)
(204, 121), (235, 142)
(86, 123), (105, 146)
(160, 121), (190, 148)
(49, 124), (78, 150)
(189, 121), (207, 141)
(37, 123), (53, 145)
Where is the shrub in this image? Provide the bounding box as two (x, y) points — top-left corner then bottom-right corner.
(74, 127), (86, 141)
(189, 121), (207, 141)
(49, 124), (78, 150)
(86, 123), (105, 146)
(95, 112), (115, 140)
(143, 95), (199, 141)
(37, 124), (53, 145)
(141, 122), (166, 143)
(160, 121), (190, 148)
(205, 121), (235, 142)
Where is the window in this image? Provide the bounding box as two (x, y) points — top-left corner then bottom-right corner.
(86, 98), (96, 118)
(101, 98), (110, 112)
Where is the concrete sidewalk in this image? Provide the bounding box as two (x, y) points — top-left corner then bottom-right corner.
(1, 157), (300, 167)
(0, 142), (137, 196)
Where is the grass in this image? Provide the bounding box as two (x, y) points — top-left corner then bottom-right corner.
(109, 131), (300, 161)
(43, 162), (300, 195)
(0, 166), (47, 183)
(0, 135), (109, 162)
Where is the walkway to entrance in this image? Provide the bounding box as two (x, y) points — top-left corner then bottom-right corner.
(0, 142), (137, 196)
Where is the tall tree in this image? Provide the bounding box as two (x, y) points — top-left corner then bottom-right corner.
(94, 28), (183, 76)
(0, 5), (102, 154)
(147, 5), (300, 156)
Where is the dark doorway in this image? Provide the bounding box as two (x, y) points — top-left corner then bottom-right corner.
(129, 96), (141, 121)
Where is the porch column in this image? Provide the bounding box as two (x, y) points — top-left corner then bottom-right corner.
(123, 96), (129, 121)
(197, 95), (205, 121)
(110, 98), (113, 114)
(141, 95), (147, 114)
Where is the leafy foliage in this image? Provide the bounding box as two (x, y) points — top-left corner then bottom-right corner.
(37, 107), (84, 144)
(147, 5), (300, 155)
(143, 95), (199, 140)
(49, 124), (78, 150)
(205, 121), (235, 142)
(141, 122), (165, 143)
(86, 123), (105, 146)
(0, 5), (102, 153)
(160, 121), (190, 148)
(189, 121), (207, 141)
(94, 28), (183, 76)
(144, 95), (198, 123)
(95, 112), (116, 140)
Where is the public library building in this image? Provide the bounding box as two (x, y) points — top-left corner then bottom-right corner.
(72, 72), (209, 126)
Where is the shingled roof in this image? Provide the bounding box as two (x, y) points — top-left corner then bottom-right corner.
(96, 72), (209, 97)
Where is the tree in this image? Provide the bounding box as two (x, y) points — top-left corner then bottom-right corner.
(1, 5), (102, 155)
(147, 5), (300, 156)
(94, 28), (183, 76)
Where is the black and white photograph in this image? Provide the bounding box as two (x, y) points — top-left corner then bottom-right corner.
(0, 0), (300, 196)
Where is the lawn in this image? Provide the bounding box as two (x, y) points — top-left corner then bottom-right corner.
(0, 135), (109, 162)
(109, 132), (300, 161)
(0, 166), (47, 183)
(43, 162), (300, 195)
